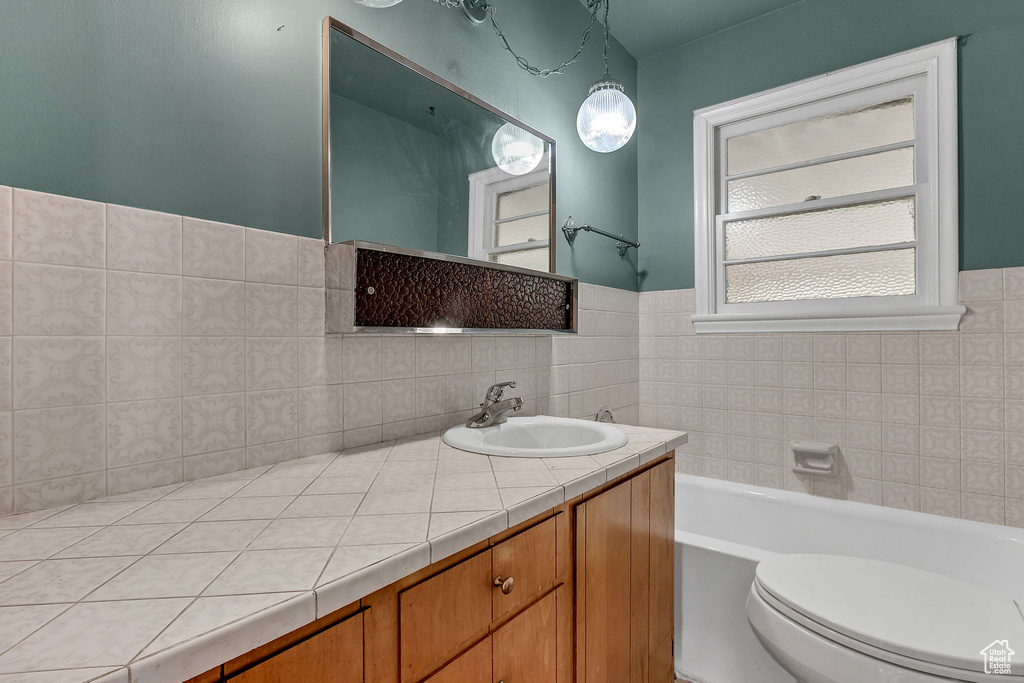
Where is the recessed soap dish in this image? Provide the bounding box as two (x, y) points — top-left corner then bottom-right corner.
(790, 441), (838, 475)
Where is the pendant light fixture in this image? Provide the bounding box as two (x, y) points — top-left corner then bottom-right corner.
(576, 0), (635, 152)
(349, 0), (636, 154)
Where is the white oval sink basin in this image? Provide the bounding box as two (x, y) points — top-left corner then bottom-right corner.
(442, 415), (628, 458)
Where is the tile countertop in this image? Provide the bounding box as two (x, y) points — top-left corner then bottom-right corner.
(0, 424), (686, 683)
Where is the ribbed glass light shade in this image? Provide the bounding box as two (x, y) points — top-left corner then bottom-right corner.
(576, 78), (636, 153)
(491, 122), (544, 175)
(350, 0), (403, 7)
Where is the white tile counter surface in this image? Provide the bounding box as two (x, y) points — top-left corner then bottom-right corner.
(0, 424), (685, 683)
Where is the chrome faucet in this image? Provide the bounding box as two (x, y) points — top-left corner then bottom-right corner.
(466, 381), (523, 428)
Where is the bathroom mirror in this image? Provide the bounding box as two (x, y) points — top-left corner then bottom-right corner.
(323, 18), (556, 273)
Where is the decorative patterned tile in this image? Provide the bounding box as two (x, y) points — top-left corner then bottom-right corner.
(13, 405), (105, 484)
(182, 278), (244, 336)
(12, 473), (107, 514)
(182, 218), (244, 280)
(106, 398), (181, 469)
(14, 263), (105, 336)
(0, 186), (11, 261)
(245, 229), (297, 285)
(342, 381), (381, 430)
(183, 337), (244, 395)
(298, 385), (344, 438)
(106, 204), (182, 275)
(106, 337), (181, 401)
(12, 190), (105, 268)
(245, 283), (297, 336)
(297, 238), (326, 288)
(182, 393), (245, 456)
(106, 272), (181, 335)
(246, 440), (298, 468)
(296, 287), (325, 337)
(246, 338), (297, 391)
(13, 337), (105, 409)
(246, 389), (298, 445)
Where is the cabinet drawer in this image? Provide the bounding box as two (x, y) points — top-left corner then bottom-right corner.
(229, 612), (363, 683)
(491, 516), (556, 621)
(422, 636), (492, 683)
(400, 550), (492, 683)
(493, 591), (557, 683)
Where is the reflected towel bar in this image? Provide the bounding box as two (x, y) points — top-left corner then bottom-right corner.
(562, 216), (640, 259)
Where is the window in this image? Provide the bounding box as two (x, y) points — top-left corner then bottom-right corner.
(468, 155), (551, 272)
(692, 39), (963, 333)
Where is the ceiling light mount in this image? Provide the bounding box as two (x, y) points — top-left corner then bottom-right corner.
(460, 0), (489, 24)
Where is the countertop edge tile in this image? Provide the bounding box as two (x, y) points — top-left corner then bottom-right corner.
(506, 487), (565, 527)
(561, 469), (609, 500)
(314, 543), (431, 618)
(128, 592), (315, 683)
(428, 510), (509, 564)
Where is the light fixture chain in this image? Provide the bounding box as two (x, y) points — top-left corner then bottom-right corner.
(487, 0), (604, 78)
(431, 0), (462, 8)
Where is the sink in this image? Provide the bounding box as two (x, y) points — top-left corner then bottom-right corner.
(442, 415), (628, 458)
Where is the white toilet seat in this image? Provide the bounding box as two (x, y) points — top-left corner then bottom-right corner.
(746, 554), (1024, 683)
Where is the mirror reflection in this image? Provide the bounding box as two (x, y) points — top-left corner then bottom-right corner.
(326, 22), (555, 272)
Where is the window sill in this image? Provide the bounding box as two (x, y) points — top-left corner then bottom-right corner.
(691, 305), (965, 334)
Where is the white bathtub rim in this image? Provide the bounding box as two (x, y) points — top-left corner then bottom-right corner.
(675, 473), (1024, 546)
(675, 529), (778, 564)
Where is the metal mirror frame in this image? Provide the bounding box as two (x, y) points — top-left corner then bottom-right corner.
(321, 16), (558, 274)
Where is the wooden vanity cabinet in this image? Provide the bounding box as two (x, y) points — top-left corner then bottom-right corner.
(575, 458), (675, 683)
(194, 453), (675, 683)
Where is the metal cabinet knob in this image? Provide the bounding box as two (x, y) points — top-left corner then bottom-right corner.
(494, 575), (515, 595)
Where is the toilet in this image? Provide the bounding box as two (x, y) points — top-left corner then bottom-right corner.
(745, 554), (1024, 682)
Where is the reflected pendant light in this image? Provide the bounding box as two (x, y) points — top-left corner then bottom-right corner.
(491, 122), (544, 175)
(576, 0), (636, 153)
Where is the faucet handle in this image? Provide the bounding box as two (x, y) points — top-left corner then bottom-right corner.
(485, 380), (517, 402)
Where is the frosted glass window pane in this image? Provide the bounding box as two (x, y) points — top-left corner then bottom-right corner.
(725, 197), (915, 261)
(725, 249), (916, 303)
(496, 214), (549, 247)
(497, 182), (548, 219)
(490, 247), (549, 271)
(727, 97), (914, 175)
(727, 147), (914, 212)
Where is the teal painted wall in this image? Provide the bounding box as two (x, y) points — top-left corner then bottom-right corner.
(0, 0), (639, 290)
(637, 0), (1024, 291)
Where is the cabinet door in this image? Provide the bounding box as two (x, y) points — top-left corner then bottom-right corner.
(400, 550), (493, 683)
(230, 612), (363, 683)
(492, 592), (557, 683)
(577, 481), (632, 683)
(648, 459), (675, 682)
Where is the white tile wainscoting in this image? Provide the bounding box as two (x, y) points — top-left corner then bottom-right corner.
(0, 185), (639, 515)
(639, 269), (1024, 528)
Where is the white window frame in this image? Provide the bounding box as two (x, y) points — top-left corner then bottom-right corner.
(692, 39), (963, 333)
(467, 154), (550, 265)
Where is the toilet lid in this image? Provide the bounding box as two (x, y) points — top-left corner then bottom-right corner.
(754, 554), (1024, 674)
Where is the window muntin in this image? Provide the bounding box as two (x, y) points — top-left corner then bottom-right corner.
(693, 39), (961, 332)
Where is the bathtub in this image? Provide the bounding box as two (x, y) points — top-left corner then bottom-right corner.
(673, 474), (1024, 683)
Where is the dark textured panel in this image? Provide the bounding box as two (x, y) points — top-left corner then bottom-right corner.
(355, 249), (573, 330)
